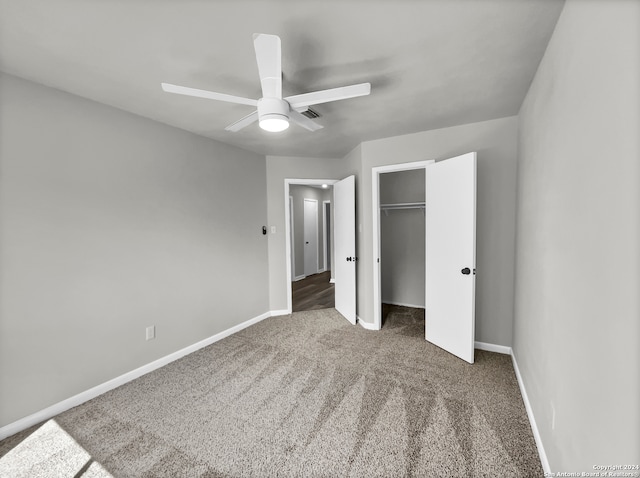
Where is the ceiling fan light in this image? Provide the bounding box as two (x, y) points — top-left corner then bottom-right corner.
(259, 114), (289, 132)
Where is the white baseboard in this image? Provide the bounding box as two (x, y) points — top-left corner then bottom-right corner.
(470, 341), (549, 472)
(511, 352), (550, 475)
(270, 309), (290, 317)
(317, 268), (326, 273)
(0, 310), (274, 441)
(474, 341), (512, 355)
(293, 275), (306, 282)
(469, 342), (549, 472)
(381, 300), (425, 309)
(356, 316), (379, 331)
(329, 278), (335, 284)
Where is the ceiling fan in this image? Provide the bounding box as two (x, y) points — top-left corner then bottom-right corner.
(161, 33), (371, 133)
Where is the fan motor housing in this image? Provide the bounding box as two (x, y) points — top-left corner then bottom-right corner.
(257, 97), (289, 121)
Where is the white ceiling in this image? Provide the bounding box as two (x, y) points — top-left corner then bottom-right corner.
(0, 0), (564, 158)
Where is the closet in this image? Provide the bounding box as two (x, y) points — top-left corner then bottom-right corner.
(373, 153), (476, 363)
(379, 169), (426, 316)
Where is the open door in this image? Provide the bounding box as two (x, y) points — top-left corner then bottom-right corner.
(334, 175), (356, 324)
(425, 152), (476, 363)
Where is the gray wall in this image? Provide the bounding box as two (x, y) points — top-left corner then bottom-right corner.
(0, 74), (269, 427)
(358, 117), (518, 346)
(289, 185), (332, 278)
(380, 170), (425, 307)
(514, 0), (640, 471)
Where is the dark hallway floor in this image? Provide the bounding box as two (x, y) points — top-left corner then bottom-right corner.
(291, 270), (334, 312)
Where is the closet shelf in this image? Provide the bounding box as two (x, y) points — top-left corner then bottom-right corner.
(380, 202), (426, 216)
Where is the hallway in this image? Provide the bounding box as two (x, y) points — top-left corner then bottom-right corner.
(291, 271), (334, 312)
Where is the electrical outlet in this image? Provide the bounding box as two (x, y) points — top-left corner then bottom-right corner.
(146, 325), (155, 341)
(270, 226), (276, 234)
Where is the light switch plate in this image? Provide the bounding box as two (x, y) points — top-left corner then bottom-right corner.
(146, 326), (155, 341)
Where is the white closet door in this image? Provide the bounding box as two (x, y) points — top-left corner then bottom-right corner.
(425, 152), (477, 363)
(303, 199), (318, 277)
(334, 175), (356, 325)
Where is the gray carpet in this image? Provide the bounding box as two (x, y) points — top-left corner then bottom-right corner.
(0, 306), (543, 477)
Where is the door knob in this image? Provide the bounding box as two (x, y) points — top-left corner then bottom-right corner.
(461, 267), (471, 275)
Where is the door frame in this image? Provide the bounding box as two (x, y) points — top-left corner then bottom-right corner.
(322, 200), (331, 273)
(284, 179), (339, 314)
(289, 196), (296, 280)
(303, 198), (319, 277)
(371, 160), (434, 330)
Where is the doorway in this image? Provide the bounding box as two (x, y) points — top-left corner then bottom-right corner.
(372, 153), (477, 363)
(287, 182), (335, 312)
(283, 176), (356, 324)
(372, 160), (433, 330)
(378, 169), (426, 327)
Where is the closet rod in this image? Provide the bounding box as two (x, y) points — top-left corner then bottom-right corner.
(380, 202), (426, 216)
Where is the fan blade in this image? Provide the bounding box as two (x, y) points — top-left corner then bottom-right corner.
(289, 109), (323, 132)
(286, 82), (371, 108)
(161, 83), (257, 107)
(225, 110), (259, 132)
(253, 33), (282, 99)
